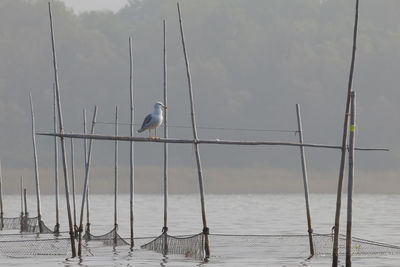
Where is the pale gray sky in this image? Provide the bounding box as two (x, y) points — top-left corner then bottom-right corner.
(60, 0), (128, 13)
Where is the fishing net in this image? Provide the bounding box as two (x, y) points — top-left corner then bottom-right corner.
(0, 234), (71, 257)
(141, 232), (400, 260)
(1, 216), (55, 234)
(314, 233), (400, 256)
(1, 217), (22, 230)
(141, 233), (205, 260)
(209, 233), (400, 257)
(0, 230), (399, 259)
(83, 228), (129, 246)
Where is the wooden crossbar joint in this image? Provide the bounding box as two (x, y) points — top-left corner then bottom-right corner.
(202, 227), (210, 235)
(54, 223), (60, 233)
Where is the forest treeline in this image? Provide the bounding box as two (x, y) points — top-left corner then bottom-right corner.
(0, 0), (399, 174)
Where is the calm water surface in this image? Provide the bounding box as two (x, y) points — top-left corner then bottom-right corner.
(0, 193), (399, 266)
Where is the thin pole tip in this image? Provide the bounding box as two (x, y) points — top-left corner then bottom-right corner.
(177, 2), (182, 15)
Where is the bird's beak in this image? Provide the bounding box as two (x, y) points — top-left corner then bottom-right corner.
(163, 105), (167, 109)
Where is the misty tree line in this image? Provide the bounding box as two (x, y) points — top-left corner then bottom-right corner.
(0, 0), (399, 172)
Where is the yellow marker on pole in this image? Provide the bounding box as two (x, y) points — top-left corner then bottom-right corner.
(350, 125), (355, 133)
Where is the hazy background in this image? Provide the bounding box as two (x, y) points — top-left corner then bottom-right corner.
(0, 0), (399, 194)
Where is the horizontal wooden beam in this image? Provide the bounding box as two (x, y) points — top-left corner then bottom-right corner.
(37, 132), (389, 152)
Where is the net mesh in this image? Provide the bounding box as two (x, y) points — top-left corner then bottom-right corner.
(209, 233), (400, 257)
(141, 233), (205, 260)
(0, 230), (399, 259)
(0, 234), (70, 257)
(2, 217), (21, 230)
(1, 216), (55, 234)
(140, 232), (400, 260)
(314, 233), (400, 256)
(83, 228), (129, 246)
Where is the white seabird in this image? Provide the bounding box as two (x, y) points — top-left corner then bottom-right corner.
(137, 101), (167, 138)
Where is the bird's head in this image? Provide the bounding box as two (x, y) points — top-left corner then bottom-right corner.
(154, 101), (167, 109)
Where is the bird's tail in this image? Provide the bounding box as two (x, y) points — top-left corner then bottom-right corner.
(137, 128), (145, 133)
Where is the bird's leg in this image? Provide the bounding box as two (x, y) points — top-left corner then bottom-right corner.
(153, 128), (161, 140)
(149, 129), (156, 140)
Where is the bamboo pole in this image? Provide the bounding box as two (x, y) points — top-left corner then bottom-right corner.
(48, 2), (76, 257)
(0, 161), (4, 230)
(23, 187), (28, 232)
(20, 176), (23, 216)
(77, 106), (98, 256)
(29, 93), (43, 233)
(23, 188), (28, 217)
(114, 106), (119, 245)
(177, 2), (210, 259)
(53, 84), (60, 233)
(114, 107), (119, 225)
(70, 136), (77, 232)
(83, 109), (87, 171)
(332, 0), (359, 266)
(346, 92), (356, 266)
(295, 104), (314, 256)
(83, 109), (90, 235)
(86, 181), (90, 235)
(162, 19), (169, 255)
(86, 129), (92, 236)
(37, 132), (389, 152)
(129, 36), (135, 249)
(20, 176), (23, 231)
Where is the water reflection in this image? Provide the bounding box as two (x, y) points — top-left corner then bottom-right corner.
(160, 255), (168, 266)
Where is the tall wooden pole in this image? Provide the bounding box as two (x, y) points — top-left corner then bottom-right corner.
(82, 109), (90, 234)
(129, 37), (135, 249)
(162, 19), (168, 235)
(20, 176), (23, 231)
(70, 136), (77, 231)
(20, 176), (23, 217)
(162, 19), (169, 255)
(78, 106), (98, 256)
(177, 2), (210, 259)
(23, 188), (28, 217)
(48, 2), (76, 257)
(346, 92), (356, 266)
(114, 106), (119, 230)
(86, 123), (93, 235)
(83, 109), (87, 172)
(53, 84), (60, 233)
(29, 93), (43, 233)
(332, 0), (359, 265)
(295, 104), (314, 256)
(0, 161), (4, 230)
(114, 106), (119, 247)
